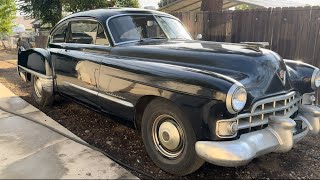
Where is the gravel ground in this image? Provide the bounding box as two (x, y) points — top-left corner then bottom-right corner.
(1, 49), (320, 179)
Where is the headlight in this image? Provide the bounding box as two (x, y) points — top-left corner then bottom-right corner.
(226, 83), (247, 114)
(311, 69), (320, 90)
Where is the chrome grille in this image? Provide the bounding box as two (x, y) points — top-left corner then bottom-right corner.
(237, 91), (302, 132)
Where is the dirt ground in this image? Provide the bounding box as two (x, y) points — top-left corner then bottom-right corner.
(1, 49), (320, 179)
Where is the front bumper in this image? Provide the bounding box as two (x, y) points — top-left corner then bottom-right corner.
(195, 105), (320, 167)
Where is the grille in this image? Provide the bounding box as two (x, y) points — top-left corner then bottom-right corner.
(237, 91), (302, 132)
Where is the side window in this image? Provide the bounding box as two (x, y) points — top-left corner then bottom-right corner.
(51, 23), (68, 43)
(68, 21), (98, 44)
(95, 24), (109, 45)
(67, 20), (109, 45)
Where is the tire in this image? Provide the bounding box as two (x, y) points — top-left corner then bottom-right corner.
(141, 98), (204, 176)
(31, 75), (54, 107)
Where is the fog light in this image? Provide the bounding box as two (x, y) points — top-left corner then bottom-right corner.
(216, 120), (238, 138)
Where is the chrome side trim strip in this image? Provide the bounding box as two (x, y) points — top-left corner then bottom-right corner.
(18, 65), (52, 79)
(98, 92), (134, 107)
(63, 81), (134, 107)
(64, 81), (98, 95)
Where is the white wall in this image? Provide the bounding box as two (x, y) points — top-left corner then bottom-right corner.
(139, 0), (160, 8)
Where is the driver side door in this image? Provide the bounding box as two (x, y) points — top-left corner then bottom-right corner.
(51, 19), (110, 108)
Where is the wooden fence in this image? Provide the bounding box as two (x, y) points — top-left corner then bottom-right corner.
(172, 7), (320, 67)
(172, 7), (320, 102)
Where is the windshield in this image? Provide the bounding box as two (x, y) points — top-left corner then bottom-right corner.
(108, 15), (193, 44)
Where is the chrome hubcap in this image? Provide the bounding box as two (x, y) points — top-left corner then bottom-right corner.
(152, 114), (184, 158)
(34, 76), (42, 98)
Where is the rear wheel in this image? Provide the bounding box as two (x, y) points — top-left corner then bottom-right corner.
(141, 98), (204, 176)
(31, 75), (54, 107)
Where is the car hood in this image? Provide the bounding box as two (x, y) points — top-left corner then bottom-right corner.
(111, 40), (294, 103)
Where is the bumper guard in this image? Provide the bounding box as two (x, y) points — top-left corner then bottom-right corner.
(195, 105), (320, 167)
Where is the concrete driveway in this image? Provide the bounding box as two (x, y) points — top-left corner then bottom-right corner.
(0, 83), (137, 179)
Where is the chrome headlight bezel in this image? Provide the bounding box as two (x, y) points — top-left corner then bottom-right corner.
(311, 68), (320, 90)
(226, 83), (247, 114)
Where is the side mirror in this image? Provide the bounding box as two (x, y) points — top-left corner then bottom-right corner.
(196, 34), (203, 40)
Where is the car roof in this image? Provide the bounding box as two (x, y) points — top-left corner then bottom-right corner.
(59, 8), (174, 24)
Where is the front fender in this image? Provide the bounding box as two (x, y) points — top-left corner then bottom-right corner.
(284, 59), (318, 93)
(102, 57), (237, 102)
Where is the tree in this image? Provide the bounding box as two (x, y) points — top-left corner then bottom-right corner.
(63, 0), (112, 13)
(201, 0), (223, 12)
(235, 4), (252, 10)
(114, 0), (139, 8)
(0, 0), (16, 48)
(62, 0), (139, 13)
(18, 0), (62, 27)
(18, 0), (140, 27)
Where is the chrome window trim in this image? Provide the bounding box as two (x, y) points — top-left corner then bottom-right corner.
(311, 68), (320, 90)
(63, 81), (134, 107)
(105, 13), (190, 46)
(50, 22), (68, 44)
(50, 17), (111, 47)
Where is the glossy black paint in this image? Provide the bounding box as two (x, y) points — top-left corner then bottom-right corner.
(18, 9), (318, 141)
(284, 59), (316, 93)
(110, 40), (296, 111)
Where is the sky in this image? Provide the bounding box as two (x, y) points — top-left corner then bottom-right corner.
(139, 0), (160, 8)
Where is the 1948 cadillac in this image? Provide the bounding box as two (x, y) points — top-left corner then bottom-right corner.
(17, 8), (320, 175)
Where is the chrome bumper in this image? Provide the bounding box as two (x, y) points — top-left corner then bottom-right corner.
(195, 105), (320, 167)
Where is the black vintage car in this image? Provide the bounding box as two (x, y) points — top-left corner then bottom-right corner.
(18, 8), (320, 175)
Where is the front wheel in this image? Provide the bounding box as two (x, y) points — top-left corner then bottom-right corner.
(31, 75), (54, 107)
(141, 99), (204, 176)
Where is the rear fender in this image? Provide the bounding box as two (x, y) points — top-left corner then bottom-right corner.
(17, 48), (54, 95)
(17, 48), (53, 80)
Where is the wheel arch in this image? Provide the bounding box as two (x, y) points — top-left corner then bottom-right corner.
(134, 95), (169, 130)
(133, 92), (213, 141)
